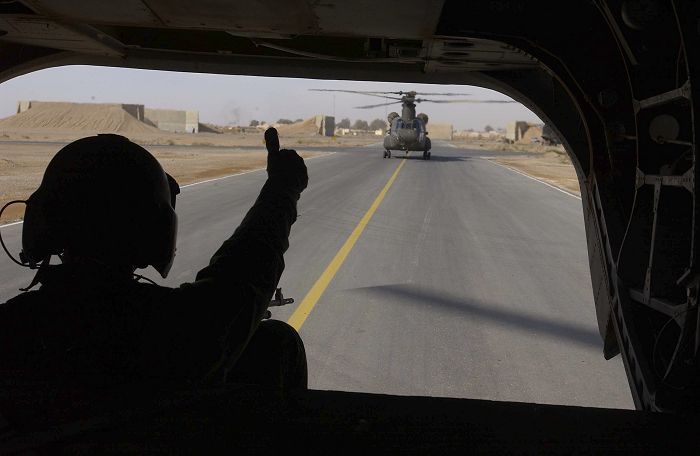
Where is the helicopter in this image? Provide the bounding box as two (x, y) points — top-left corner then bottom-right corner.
(310, 89), (516, 159)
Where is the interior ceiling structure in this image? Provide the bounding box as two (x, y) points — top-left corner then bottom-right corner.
(1, 0), (700, 439)
(0, 0), (539, 82)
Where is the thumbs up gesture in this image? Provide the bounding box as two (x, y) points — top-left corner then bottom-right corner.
(265, 127), (308, 195)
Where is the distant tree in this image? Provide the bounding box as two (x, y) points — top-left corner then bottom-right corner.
(249, 119), (259, 127)
(369, 118), (387, 131)
(294, 118), (303, 123)
(277, 118), (293, 124)
(337, 118), (351, 129)
(352, 119), (369, 130)
(484, 125), (494, 132)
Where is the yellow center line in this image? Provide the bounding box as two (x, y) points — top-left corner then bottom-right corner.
(287, 159), (407, 331)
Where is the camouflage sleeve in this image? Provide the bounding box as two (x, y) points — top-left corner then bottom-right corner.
(145, 179), (299, 383)
(194, 178), (298, 296)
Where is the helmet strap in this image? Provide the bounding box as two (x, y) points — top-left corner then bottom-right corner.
(0, 200), (31, 268)
(19, 257), (52, 292)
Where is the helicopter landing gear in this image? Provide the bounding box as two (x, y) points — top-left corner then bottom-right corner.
(383, 149), (391, 158)
(422, 150), (431, 160)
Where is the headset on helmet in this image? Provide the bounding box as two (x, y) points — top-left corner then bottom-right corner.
(19, 134), (179, 278)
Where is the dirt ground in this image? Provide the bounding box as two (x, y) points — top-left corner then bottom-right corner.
(0, 104), (384, 224)
(0, 129), (380, 149)
(0, 133), (350, 223)
(452, 139), (581, 196)
(1, 130), (581, 224)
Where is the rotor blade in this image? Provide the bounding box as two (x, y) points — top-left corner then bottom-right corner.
(389, 91), (474, 96)
(414, 92), (472, 96)
(350, 93), (404, 101)
(309, 89), (403, 101)
(310, 89), (474, 97)
(310, 89), (399, 96)
(309, 89), (387, 93)
(416, 98), (517, 104)
(354, 101), (403, 109)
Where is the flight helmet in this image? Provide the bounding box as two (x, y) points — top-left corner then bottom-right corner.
(21, 134), (179, 277)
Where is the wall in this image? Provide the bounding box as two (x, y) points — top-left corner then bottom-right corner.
(506, 121), (530, 142)
(505, 121), (545, 143)
(121, 104), (145, 121)
(519, 125), (543, 144)
(16, 100), (31, 113)
(145, 108), (200, 133)
(314, 115), (335, 136)
(185, 111), (199, 133)
(427, 123), (453, 140)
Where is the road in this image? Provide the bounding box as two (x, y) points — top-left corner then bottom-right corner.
(0, 141), (633, 409)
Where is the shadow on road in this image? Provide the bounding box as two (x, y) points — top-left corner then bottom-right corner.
(351, 284), (602, 351)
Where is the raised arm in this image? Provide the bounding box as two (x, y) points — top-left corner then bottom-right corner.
(194, 127), (308, 299)
(150, 128), (308, 382)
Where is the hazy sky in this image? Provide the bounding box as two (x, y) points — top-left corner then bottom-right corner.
(0, 65), (541, 131)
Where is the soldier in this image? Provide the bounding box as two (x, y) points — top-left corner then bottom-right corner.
(0, 128), (308, 391)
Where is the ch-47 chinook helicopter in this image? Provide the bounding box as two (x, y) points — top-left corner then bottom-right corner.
(310, 89), (515, 159)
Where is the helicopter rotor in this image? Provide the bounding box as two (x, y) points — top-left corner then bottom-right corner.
(310, 89), (472, 97)
(355, 101), (404, 109)
(309, 88), (517, 109)
(353, 98), (516, 109)
(414, 98), (516, 104)
(309, 89), (403, 101)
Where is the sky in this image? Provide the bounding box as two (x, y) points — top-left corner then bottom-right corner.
(0, 65), (541, 131)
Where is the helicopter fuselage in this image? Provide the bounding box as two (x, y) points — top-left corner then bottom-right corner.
(383, 115), (431, 152)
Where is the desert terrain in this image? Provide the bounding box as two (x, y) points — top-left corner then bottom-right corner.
(450, 137), (580, 196)
(0, 106), (381, 223)
(0, 102), (580, 224)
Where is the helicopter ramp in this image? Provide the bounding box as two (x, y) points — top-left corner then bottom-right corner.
(1, 386), (698, 454)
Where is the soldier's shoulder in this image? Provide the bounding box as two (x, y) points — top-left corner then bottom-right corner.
(0, 290), (44, 313)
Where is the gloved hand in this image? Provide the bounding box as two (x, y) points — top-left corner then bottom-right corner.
(265, 127), (308, 195)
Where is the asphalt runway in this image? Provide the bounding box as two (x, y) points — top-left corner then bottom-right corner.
(0, 141), (634, 409)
